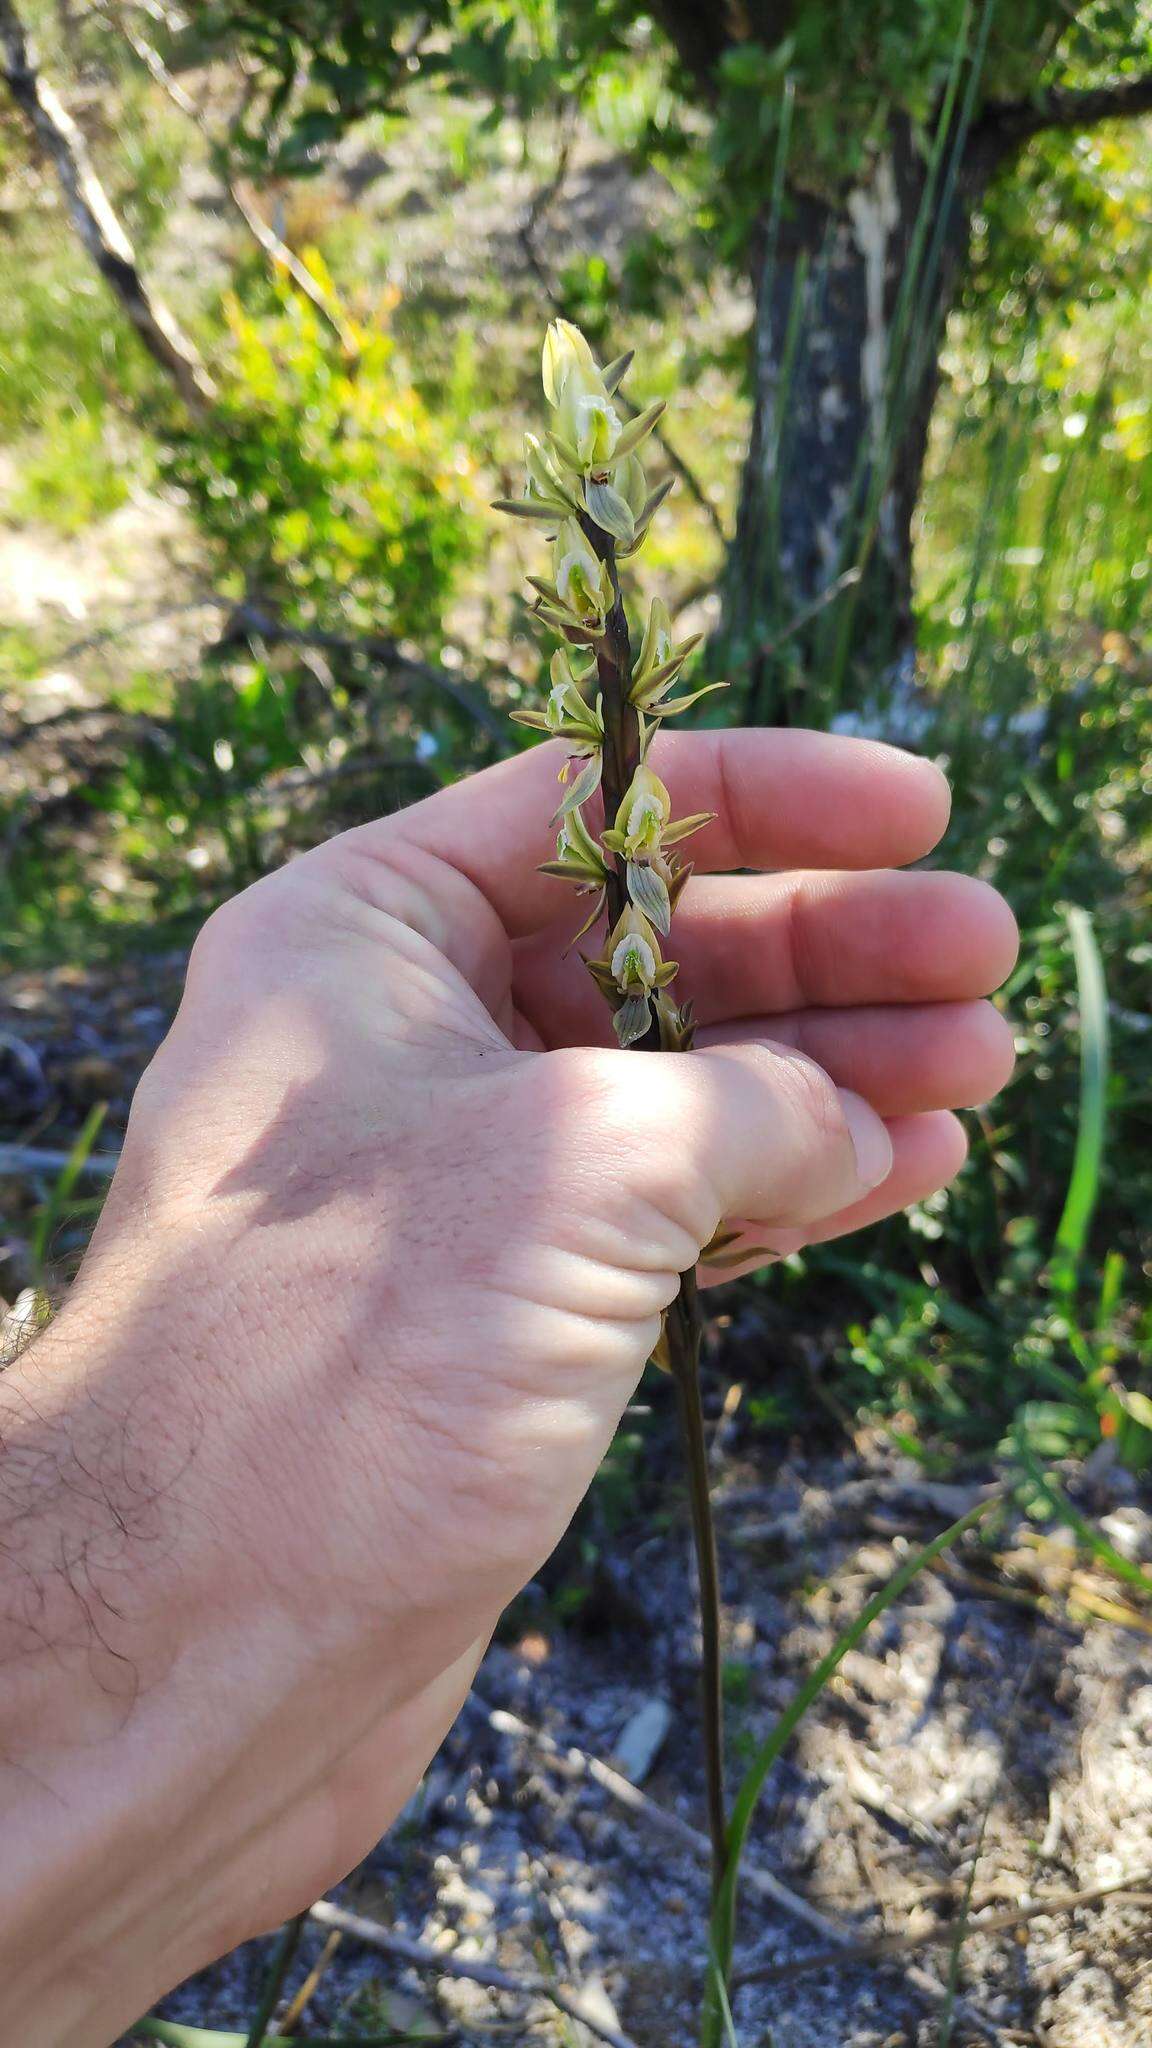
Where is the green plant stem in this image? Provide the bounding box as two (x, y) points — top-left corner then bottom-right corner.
(583, 513), (729, 1975)
(245, 1911), (306, 2048)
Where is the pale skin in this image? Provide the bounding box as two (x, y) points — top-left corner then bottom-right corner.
(0, 728), (1018, 2047)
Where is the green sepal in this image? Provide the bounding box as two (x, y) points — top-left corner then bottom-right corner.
(550, 750), (603, 823)
(661, 810), (716, 847)
(618, 477), (675, 555)
(585, 955), (621, 997)
(545, 427), (585, 473)
(492, 497), (561, 522)
(627, 860), (671, 935)
(649, 680), (729, 717)
(614, 994), (652, 1049)
(611, 400), (666, 459)
(601, 349), (634, 393)
(630, 644), (697, 708)
(566, 885), (609, 948)
(585, 478), (635, 544)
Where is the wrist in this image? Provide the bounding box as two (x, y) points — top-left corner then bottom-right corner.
(0, 1301), (216, 2040)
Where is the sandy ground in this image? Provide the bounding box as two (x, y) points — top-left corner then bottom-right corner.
(109, 1436), (1152, 2048)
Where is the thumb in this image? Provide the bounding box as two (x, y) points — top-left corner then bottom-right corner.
(622, 1039), (894, 1245)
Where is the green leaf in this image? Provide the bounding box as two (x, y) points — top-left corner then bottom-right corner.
(132, 2025), (413, 2047)
(32, 1100), (108, 1283)
(1014, 1441), (1152, 1602)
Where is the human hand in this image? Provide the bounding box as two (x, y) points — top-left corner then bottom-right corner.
(1, 728), (1016, 2044)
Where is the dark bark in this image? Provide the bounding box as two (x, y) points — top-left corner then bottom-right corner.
(721, 117), (986, 722)
(975, 71), (1152, 152)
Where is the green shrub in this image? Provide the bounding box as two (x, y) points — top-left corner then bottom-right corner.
(165, 265), (479, 648)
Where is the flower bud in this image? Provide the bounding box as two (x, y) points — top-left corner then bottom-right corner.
(542, 319), (599, 406)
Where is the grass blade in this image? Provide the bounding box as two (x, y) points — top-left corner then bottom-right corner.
(31, 1100), (108, 1282)
(1050, 905), (1109, 1302)
(133, 2024), (415, 2046)
(702, 1494), (999, 2044)
(246, 1913), (307, 2048)
(1015, 1440), (1152, 1601)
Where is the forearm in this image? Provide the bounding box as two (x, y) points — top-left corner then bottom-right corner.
(0, 1297), (485, 2047)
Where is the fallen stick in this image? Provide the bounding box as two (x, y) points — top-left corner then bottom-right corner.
(487, 1704), (850, 1945)
(734, 1868), (1152, 1986)
(488, 1706), (1002, 2039)
(308, 1899), (641, 2048)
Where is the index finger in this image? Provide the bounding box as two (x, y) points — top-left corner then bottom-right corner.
(346, 727), (951, 938)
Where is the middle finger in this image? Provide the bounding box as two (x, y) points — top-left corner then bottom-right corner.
(514, 868), (1019, 1041)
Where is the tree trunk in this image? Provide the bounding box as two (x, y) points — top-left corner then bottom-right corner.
(722, 121), (982, 725)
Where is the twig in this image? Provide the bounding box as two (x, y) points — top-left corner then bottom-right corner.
(0, 0), (216, 416)
(219, 603), (509, 746)
(487, 1706), (848, 1945)
(753, 565), (863, 663)
(6, 595), (507, 748)
(278, 1928), (342, 2034)
(307, 1899), (642, 2048)
(0, 1144), (120, 1178)
(735, 1870), (1152, 1986)
(28, 600), (228, 672)
(724, 1475), (994, 1547)
(110, 11), (359, 351)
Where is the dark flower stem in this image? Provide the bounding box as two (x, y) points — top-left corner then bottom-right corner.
(583, 513), (729, 1913)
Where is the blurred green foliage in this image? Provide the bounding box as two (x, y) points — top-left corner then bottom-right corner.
(166, 269), (478, 644)
(0, 5), (1148, 1482)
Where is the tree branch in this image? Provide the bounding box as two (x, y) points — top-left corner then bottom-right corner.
(975, 70), (1152, 159)
(108, 8), (360, 353)
(0, 0), (217, 417)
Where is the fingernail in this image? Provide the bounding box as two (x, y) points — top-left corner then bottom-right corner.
(839, 1089), (894, 1190)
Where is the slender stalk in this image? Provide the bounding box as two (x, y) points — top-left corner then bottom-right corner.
(666, 1271), (726, 1894)
(245, 1910), (306, 2048)
(584, 521), (641, 929)
(501, 320), (731, 2031)
(584, 514), (729, 1934)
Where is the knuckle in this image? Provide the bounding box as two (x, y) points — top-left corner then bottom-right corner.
(769, 1045), (845, 1149)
